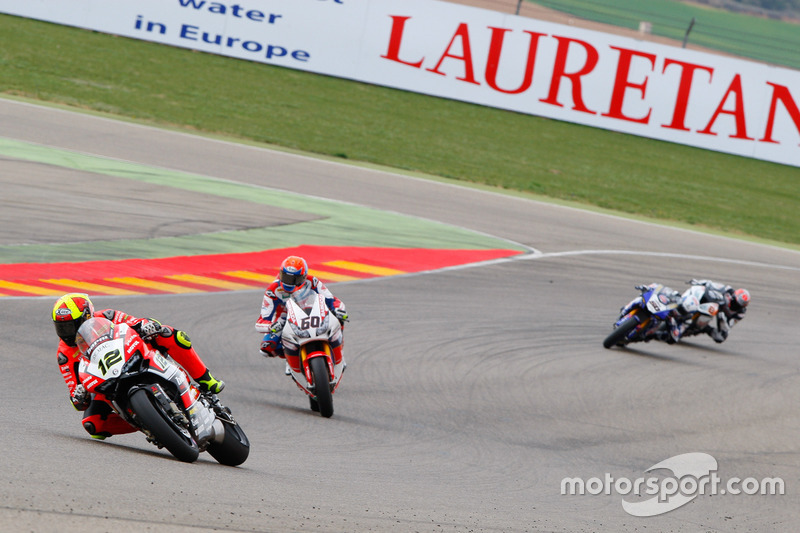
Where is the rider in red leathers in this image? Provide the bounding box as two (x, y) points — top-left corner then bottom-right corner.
(53, 293), (225, 439)
(255, 255), (348, 360)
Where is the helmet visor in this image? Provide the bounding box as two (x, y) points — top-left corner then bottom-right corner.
(280, 270), (306, 290)
(55, 319), (80, 346)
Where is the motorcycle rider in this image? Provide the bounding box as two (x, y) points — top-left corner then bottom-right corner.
(52, 292), (225, 439)
(255, 255), (348, 359)
(685, 279), (750, 343)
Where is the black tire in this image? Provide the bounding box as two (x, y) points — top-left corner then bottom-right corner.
(603, 316), (639, 349)
(309, 396), (320, 412)
(129, 388), (199, 463)
(207, 421), (250, 467)
(308, 357), (333, 418)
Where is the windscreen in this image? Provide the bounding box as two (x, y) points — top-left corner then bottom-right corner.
(75, 317), (114, 356)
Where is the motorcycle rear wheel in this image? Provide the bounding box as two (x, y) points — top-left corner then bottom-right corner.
(603, 316), (638, 349)
(129, 388), (199, 463)
(309, 357), (333, 418)
(207, 420), (250, 467)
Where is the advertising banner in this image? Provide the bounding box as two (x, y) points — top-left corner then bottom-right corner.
(2, 0), (799, 167)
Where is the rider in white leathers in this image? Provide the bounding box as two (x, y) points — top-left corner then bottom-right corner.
(685, 279), (750, 343)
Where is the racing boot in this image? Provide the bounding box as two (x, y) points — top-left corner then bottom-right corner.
(197, 369), (225, 394)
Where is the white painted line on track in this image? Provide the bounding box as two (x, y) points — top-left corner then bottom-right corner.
(337, 247), (800, 287)
(525, 249), (800, 272)
(7, 248), (795, 301)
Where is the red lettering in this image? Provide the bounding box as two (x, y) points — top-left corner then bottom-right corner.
(760, 82), (800, 145)
(381, 16), (424, 68)
(601, 46), (656, 124)
(698, 74), (753, 140)
(426, 23), (479, 85)
(484, 28), (545, 95)
(539, 36), (598, 114)
(661, 59), (714, 132)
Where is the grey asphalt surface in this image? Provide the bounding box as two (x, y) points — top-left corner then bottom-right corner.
(2, 98), (800, 532)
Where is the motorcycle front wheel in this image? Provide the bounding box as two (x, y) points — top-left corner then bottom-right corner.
(308, 357), (333, 418)
(603, 316), (639, 349)
(129, 388), (199, 463)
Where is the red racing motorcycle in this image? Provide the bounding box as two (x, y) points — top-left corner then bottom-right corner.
(76, 317), (249, 465)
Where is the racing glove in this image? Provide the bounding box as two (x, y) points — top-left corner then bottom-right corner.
(334, 308), (349, 323)
(137, 318), (163, 341)
(269, 319), (286, 335)
(71, 384), (90, 411)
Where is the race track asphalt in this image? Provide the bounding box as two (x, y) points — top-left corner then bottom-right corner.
(2, 98), (799, 532)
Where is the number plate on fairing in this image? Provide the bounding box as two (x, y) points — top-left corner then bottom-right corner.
(88, 339), (126, 378)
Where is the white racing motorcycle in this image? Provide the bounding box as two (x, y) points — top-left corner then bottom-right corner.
(677, 282), (722, 338)
(278, 287), (346, 418)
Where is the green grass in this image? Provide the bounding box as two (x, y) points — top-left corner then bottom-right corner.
(530, 0), (800, 69)
(1, 14), (798, 247)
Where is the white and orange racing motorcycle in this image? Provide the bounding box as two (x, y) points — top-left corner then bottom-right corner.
(278, 287), (347, 418)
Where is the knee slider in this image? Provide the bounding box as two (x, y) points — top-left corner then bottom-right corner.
(82, 420), (96, 435)
(173, 329), (192, 349)
(83, 420), (112, 439)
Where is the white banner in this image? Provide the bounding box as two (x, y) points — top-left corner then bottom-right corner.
(2, 0), (799, 167)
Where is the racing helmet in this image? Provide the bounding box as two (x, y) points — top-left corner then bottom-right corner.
(733, 288), (750, 310)
(52, 293), (95, 347)
(279, 256), (308, 293)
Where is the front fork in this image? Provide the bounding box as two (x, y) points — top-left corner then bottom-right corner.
(618, 308), (653, 337)
(301, 344), (335, 386)
(287, 343), (346, 397)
